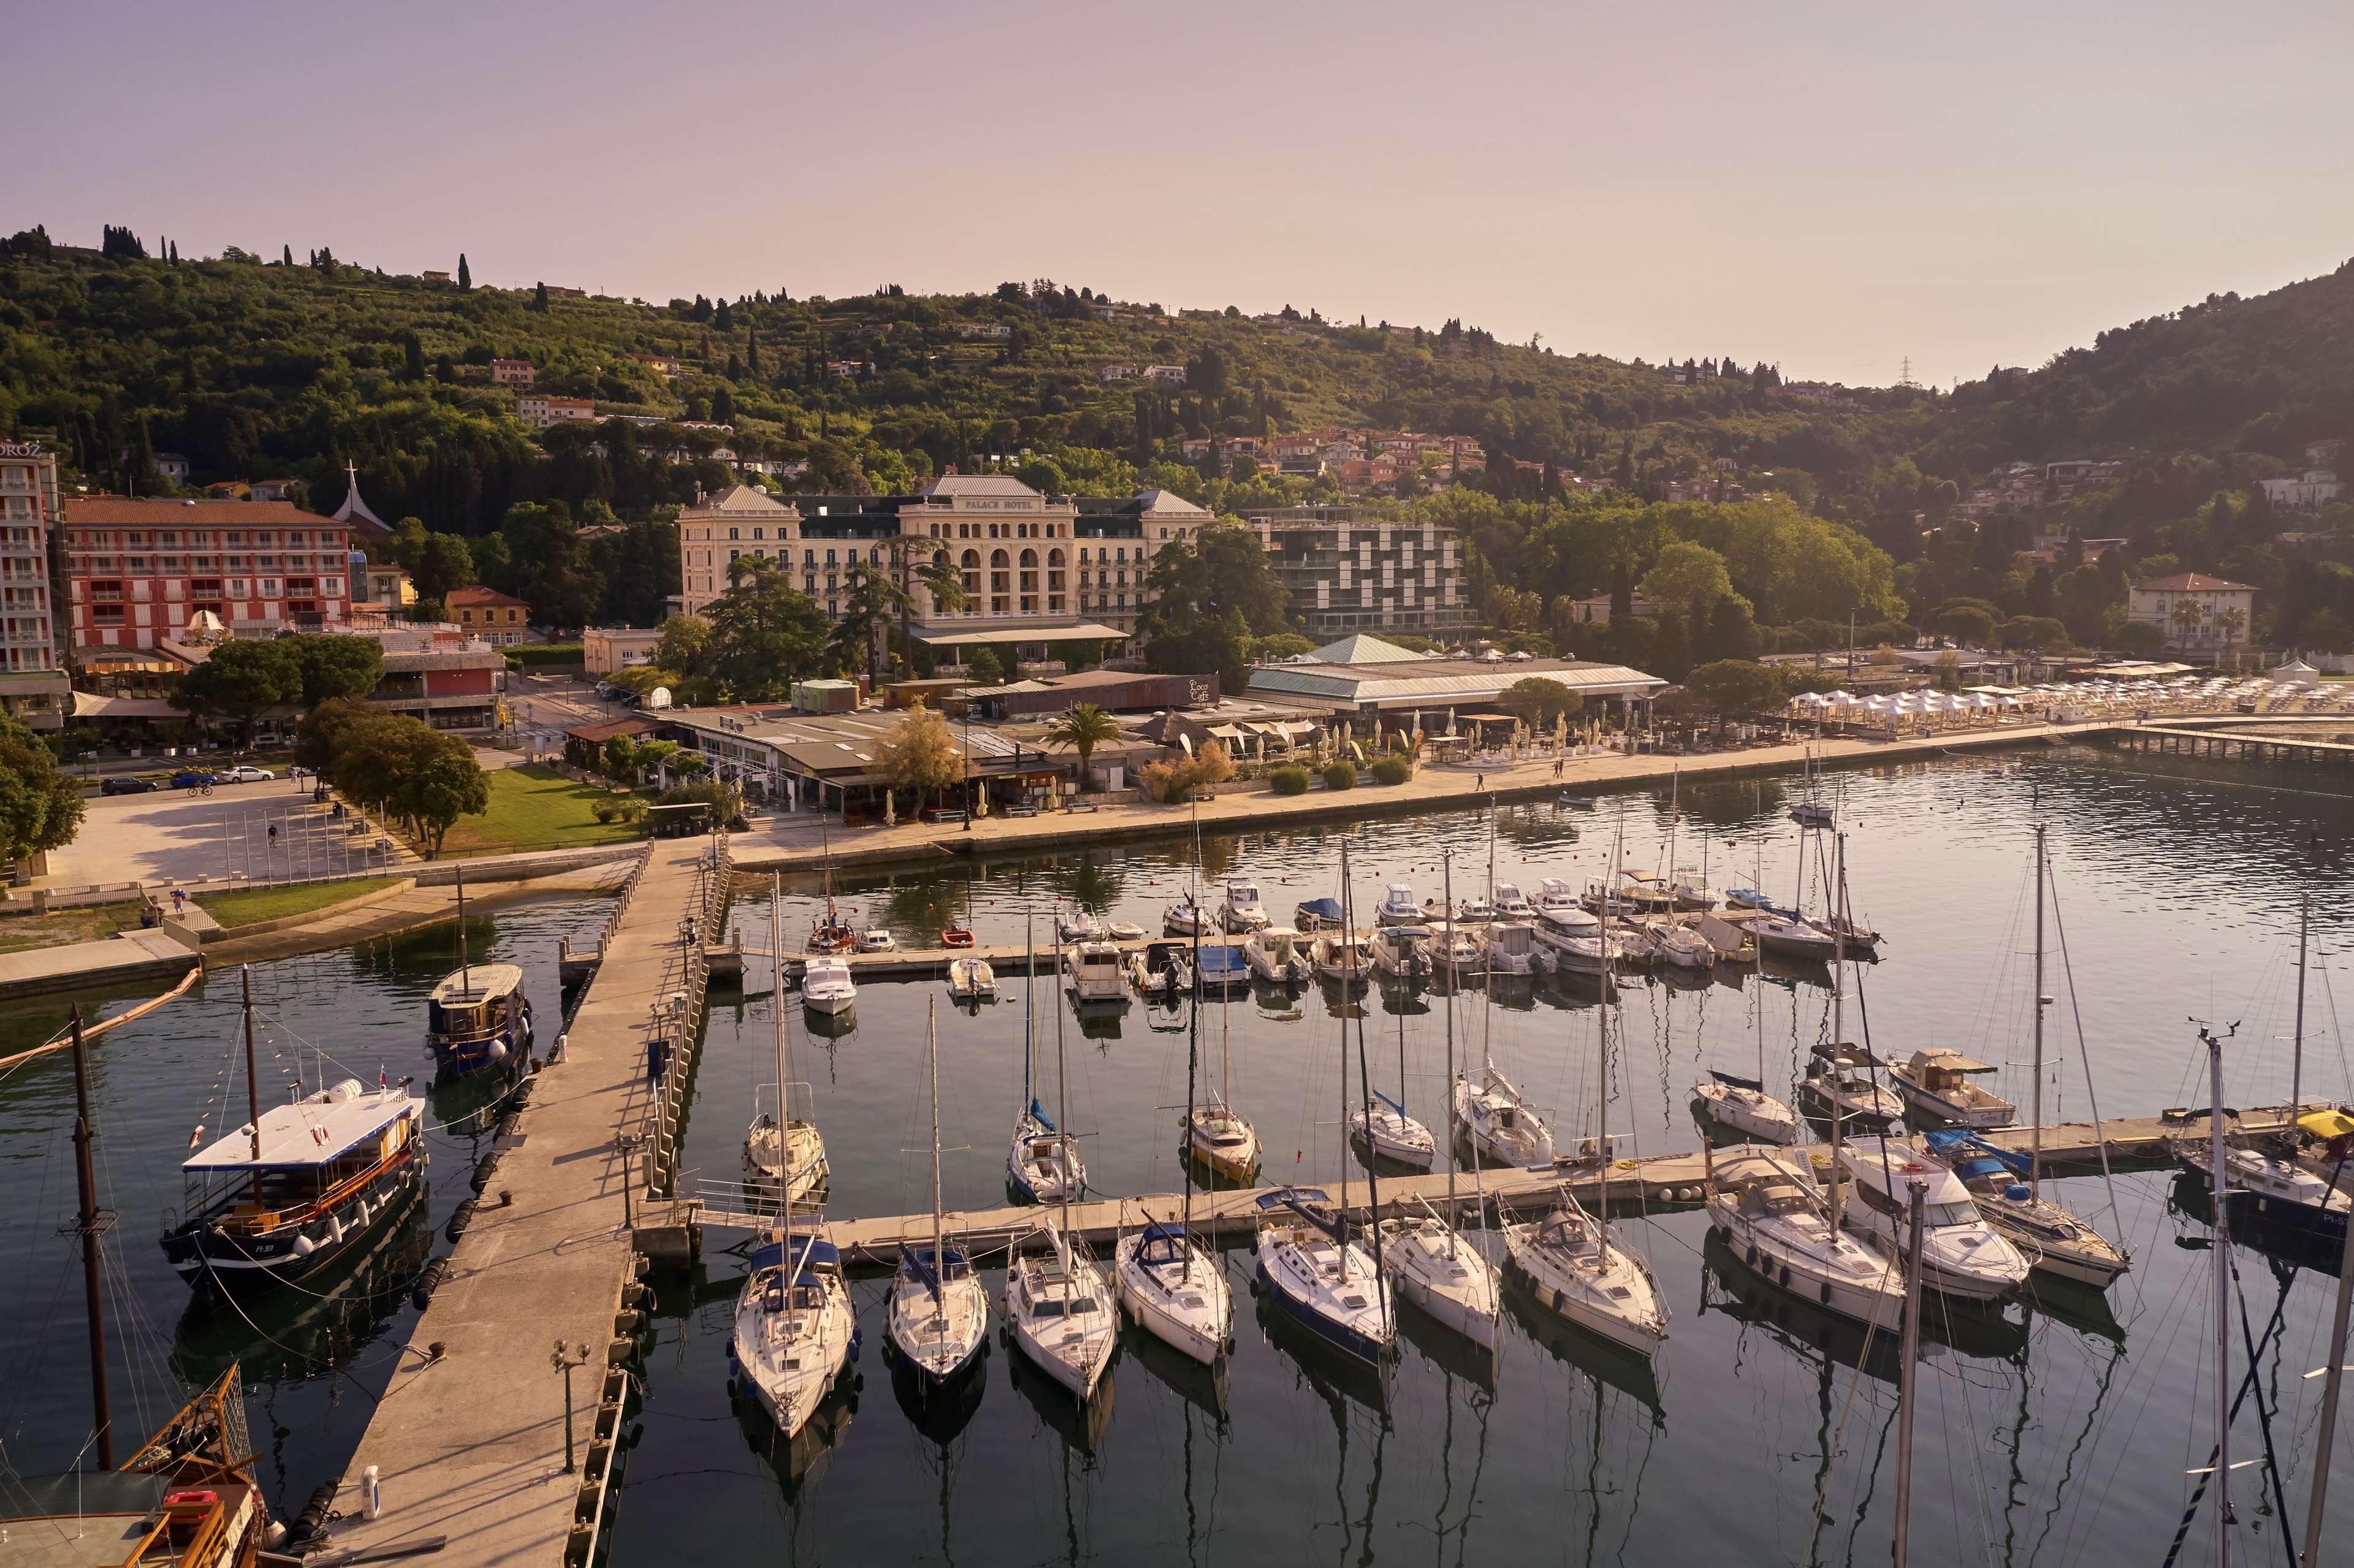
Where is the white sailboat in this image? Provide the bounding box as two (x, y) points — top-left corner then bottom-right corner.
(1005, 946), (1117, 1401)
(1704, 1143), (1905, 1325)
(1347, 839), (1436, 1171)
(1008, 918), (1084, 1204)
(745, 876), (830, 1202)
(1181, 911), (1262, 1185)
(888, 999), (989, 1389)
(1450, 849), (1556, 1168)
(1115, 942), (1234, 1366)
(1693, 859), (1799, 1145)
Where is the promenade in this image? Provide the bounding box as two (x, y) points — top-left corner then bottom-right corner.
(324, 837), (699, 1568)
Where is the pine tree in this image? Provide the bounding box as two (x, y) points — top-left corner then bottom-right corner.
(457, 253), (471, 291)
(714, 298), (734, 331)
(1650, 607), (1692, 682)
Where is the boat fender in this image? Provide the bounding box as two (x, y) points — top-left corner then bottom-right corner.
(293, 1234), (317, 1257)
(488, 1038), (508, 1063)
(2003, 1184), (2032, 1202)
(413, 1257), (449, 1310)
(1821, 1281), (1833, 1306)
(446, 1198), (477, 1244)
(473, 1154), (500, 1193)
(290, 1483), (338, 1546)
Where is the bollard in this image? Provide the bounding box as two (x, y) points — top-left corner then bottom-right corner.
(362, 1463), (382, 1520)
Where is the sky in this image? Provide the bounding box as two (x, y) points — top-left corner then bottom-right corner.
(9, 0), (2353, 387)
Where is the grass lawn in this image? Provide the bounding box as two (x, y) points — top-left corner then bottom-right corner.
(0, 902), (146, 953)
(435, 766), (642, 855)
(197, 876), (401, 928)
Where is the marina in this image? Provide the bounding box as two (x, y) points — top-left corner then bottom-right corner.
(6, 742), (2354, 1567)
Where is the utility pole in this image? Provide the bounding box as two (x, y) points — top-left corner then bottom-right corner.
(67, 1008), (115, 1469)
(1892, 1177), (1925, 1568)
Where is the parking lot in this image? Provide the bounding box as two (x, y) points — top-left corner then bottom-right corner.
(47, 776), (412, 890)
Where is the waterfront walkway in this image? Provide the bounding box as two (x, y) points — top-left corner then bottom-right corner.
(326, 837), (699, 1568)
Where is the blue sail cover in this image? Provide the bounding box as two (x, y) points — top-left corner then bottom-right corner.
(1198, 945), (1247, 976)
(1137, 1219), (1189, 1266)
(1373, 1087), (1409, 1115)
(1296, 897), (1345, 924)
(1710, 1069), (1766, 1092)
(1922, 1128), (2032, 1177)
(752, 1236), (841, 1274)
(1027, 1098), (1058, 1132)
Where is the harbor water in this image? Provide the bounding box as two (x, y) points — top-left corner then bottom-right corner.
(5, 742), (2353, 1565)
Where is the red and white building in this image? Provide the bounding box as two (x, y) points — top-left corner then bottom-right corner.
(60, 496), (348, 651)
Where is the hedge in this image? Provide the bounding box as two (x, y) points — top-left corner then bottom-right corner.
(505, 644), (584, 668)
(1268, 764), (1311, 796)
(1321, 759), (1357, 791)
(1368, 755), (1414, 786)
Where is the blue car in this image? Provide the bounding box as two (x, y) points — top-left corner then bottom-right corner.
(170, 769), (218, 789)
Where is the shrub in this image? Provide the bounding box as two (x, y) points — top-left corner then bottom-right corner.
(1321, 759), (1358, 791)
(1268, 764), (1311, 796)
(590, 797), (620, 824)
(505, 644), (583, 669)
(1139, 740), (1236, 804)
(1368, 755), (1414, 786)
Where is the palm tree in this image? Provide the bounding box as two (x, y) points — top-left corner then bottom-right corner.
(1043, 702), (1123, 796)
(2218, 604), (2247, 646)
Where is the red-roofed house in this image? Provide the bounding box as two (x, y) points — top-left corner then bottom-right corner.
(447, 585), (532, 645)
(2128, 573), (2256, 650)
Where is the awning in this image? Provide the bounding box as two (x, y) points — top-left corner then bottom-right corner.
(2298, 1109), (2354, 1141)
(74, 693), (181, 719)
(913, 622), (1129, 647)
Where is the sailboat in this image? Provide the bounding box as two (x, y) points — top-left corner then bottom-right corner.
(730, 1007), (855, 1437)
(1704, 1141), (1905, 1324)
(1008, 916), (1085, 1204)
(1115, 936), (1235, 1364)
(1348, 840), (1436, 1171)
(1504, 809), (1668, 1355)
(425, 865), (533, 1076)
(1695, 847), (1802, 1143)
(1789, 743), (1833, 827)
(1450, 845), (1555, 1168)
(1181, 904), (1262, 1185)
(1378, 911), (1502, 1349)
(888, 999), (989, 1390)
(809, 820), (857, 951)
(745, 876), (830, 1203)
(1004, 948), (1118, 1401)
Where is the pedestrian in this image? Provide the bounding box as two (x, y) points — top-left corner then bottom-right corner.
(1476, 772), (1485, 790)
(268, 823), (278, 847)
(171, 887), (186, 915)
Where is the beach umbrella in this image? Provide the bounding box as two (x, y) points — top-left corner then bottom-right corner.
(884, 789), (896, 828)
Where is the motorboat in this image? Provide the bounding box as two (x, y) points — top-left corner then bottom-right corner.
(1252, 1187), (1394, 1364)
(1579, 880), (1644, 919)
(1164, 900), (1206, 936)
(1479, 921), (1541, 978)
(1056, 907), (1101, 943)
(731, 1236), (856, 1438)
(808, 913), (858, 953)
(1558, 793), (1596, 809)
(165, 1076), (424, 1294)
(1797, 1043), (1906, 1132)
(1887, 1048), (2015, 1130)
(1004, 1224), (1117, 1399)
(1428, 889), (1496, 924)
(1693, 1070), (1800, 1144)
(801, 956), (856, 1015)
(1924, 1130), (2130, 1288)
(1008, 1102), (1084, 1203)
(1377, 1205), (1502, 1349)
(939, 924), (977, 949)
(1704, 1145), (1905, 1325)
(1533, 904), (1613, 975)
(1221, 878), (1272, 932)
(856, 929), (896, 953)
(1349, 1088), (1438, 1170)
(1114, 1220), (1232, 1366)
(947, 955), (997, 1002)
(1370, 923), (1432, 984)
(1452, 1065), (1555, 1167)
(1535, 877), (1583, 918)
(1503, 1194), (1668, 1355)
(1181, 1100), (1261, 1183)
(2174, 1134), (2351, 1243)
(1834, 1136), (2030, 1302)
(1750, 911), (1840, 963)
(1295, 896), (1347, 932)
(1423, 921), (1484, 979)
(1663, 869), (1720, 910)
(1196, 942), (1251, 995)
(1311, 932), (1372, 987)
(1491, 882), (1536, 923)
(1129, 938), (1194, 1000)
(1724, 887), (1771, 910)
(426, 962), (533, 1076)
(1374, 885), (1423, 926)
(1064, 940), (1129, 1006)
(1106, 920), (1148, 942)
(1649, 922), (1717, 971)
(1246, 927), (1311, 985)
(1610, 875), (1682, 913)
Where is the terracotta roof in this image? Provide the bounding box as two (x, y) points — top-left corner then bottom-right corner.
(2138, 573), (2255, 592)
(448, 585), (530, 608)
(566, 716), (662, 744)
(64, 496), (337, 527)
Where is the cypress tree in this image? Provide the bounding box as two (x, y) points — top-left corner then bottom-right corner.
(404, 333), (425, 381)
(533, 281), (549, 312)
(457, 253), (471, 291)
(746, 323), (760, 376)
(282, 244), (292, 266)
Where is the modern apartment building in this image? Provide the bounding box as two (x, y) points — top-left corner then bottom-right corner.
(677, 475), (1209, 660)
(59, 496), (349, 651)
(1240, 506), (1474, 637)
(0, 441), (67, 731)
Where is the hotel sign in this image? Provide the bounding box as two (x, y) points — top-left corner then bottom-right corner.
(0, 441), (45, 458)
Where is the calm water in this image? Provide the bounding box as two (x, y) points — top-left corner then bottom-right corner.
(6, 744), (2354, 1566)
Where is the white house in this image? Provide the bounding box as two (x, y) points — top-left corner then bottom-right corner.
(2258, 469), (2342, 511)
(2127, 573), (2257, 650)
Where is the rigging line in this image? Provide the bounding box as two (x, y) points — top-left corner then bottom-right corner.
(2041, 870), (2131, 1258)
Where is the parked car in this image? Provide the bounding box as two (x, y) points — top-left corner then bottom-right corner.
(216, 765), (275, 783)
(288, 764), (314, 780)
(101, 775), (156, 796)
(169, 769), (218, 789)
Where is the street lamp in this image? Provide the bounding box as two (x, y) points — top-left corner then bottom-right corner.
(551, 1338), (592, 1473)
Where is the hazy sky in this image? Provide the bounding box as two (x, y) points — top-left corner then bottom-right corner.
(11, 1), (2352, 386)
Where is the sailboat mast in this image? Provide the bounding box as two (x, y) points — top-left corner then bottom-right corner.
(1343, 838), (1386, 1326)
(2292, 891), (2309, 1116)
(2303, 1203), (2354, 1566)
(457, 864), (469, 994)
(1055, 921), (1073, 1266)
(928, 998), (944, 1323)
(1183, 902), (1199, 1235)
(1829, 835), (1847, 1234)
(771, 877), (789, 1147)
(1339, 839), (1352, 1239)
(242, 965), (264, 1207)
(1021, 915), (1034, 1114)
(1597, 809), (1617, 1235)
(1442, 850), (1458, 1222)
(1892, 1177), (1925, 1568)
(2206, 1027), (2233, 1568)
(69, 1008), (113, 1470)
(2031, 824), (2046, 1198)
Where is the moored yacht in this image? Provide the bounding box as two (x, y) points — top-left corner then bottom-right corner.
(1504, 1195), (1668, 1354)
(1064, 940), (1129, 1006)
(1311, 931), (1371, 987)
(1887, 1048), (2016, 1130)
(426, 962), (533, 1076)
(1423, 921), (1484, 980)
(1924, 1130), (2131, 1287)
(1705, 1144), (1904, 1324)
(946, 955), (997, 1001)
(1371, 923), (1432, 984)
(1798, 1042), (1907, 1132)
(1004, 1224), (1117, 1399)
(1350, 1089), (1438, 1170)
(2174, 1133), (2351, 1243)
(1533, 902), (1613, 975)
(1253, 1187), (1394, 1364)
(1374, 884), (1423, 926)
(1246, 926), (1311, 985)
(1694, 1070), (1799, 1144)
(1221, 878), (1271, 932)
(1378, 1205), (1502, 1348)
(1491, 882), (1536, 923)
(1452, 1065), (1555, 1167)
(1114, 1220), (1232, 1365)
(1834, 1136), (2030, 1302)
(1479, 920), (1541, 978)
(801, 956), (856, 1015)
(732, 1235), (856, 1438)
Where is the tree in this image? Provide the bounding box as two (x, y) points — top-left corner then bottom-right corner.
(874, 707), (964, 815)
(457, 253), (471, 291)
(1043, 702), (1123, 789)
(1684, 660), (1788, 724)
(1137, 520), (1291, 641)
(704, 560), (829, 701)
(829, 553), (910, 683)
(964, 645), (1005, 686)
(655, 614), (714, 676)
(1696, 594), (1762, 663)
(1648, 606), (1693, 682)
(601, 734), (639, 781)
(0, 713), (85, 862)
(395, 734), (490, 857)
(1640, 540), (1743, 628)
(175, 638), (299, 743)
(1933, 602), (1999, 645)
(1997, 615), (2070, 650)
(2217, 604), (2247, 645)
(282, 633), (385, 708)
(533, 281), (550, 312)
(403, 332), (425, 381)
(2111, 619), (2166, 655)
(1497, 676), (1583, 730)
(1144, 611), (1249, 699)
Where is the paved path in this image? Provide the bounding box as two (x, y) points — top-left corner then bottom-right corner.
(204, 861), (637, 965)
(326, 837), (708, 1568)
(0, 926), (197, 1000)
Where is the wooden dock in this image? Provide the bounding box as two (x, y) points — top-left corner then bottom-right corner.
(655, 1103), (2309, 1271)
(2109, 723), (2354, 768)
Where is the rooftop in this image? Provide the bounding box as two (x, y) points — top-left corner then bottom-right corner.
(1250, 655), (1666, 709)
(185, 1081), (417, 1171)
(2138, 573), (2256, 593)
(64, 495), (337, 527)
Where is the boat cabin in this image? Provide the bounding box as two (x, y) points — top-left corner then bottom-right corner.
(177, 1080), (420, 1236)
(427, 964), (527, 1053)
(1906, 1049), (1997, 1095)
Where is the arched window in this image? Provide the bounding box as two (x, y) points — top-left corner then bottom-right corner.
(961, 550), (980, 568)
(1048, 549), (1064, 566)
(990, 550), (1010, 568)
(1019, 549), (1037, 567)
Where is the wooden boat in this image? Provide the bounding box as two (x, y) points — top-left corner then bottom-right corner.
(425, 961), (532, 1076)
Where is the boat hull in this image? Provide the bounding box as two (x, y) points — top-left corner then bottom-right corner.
(164, 1154), (424, 1296)
(1114, 1239), (1230, 1366)
(1505, 1234), (1666, 1355)
(1255, 1249), (1391, 1365)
